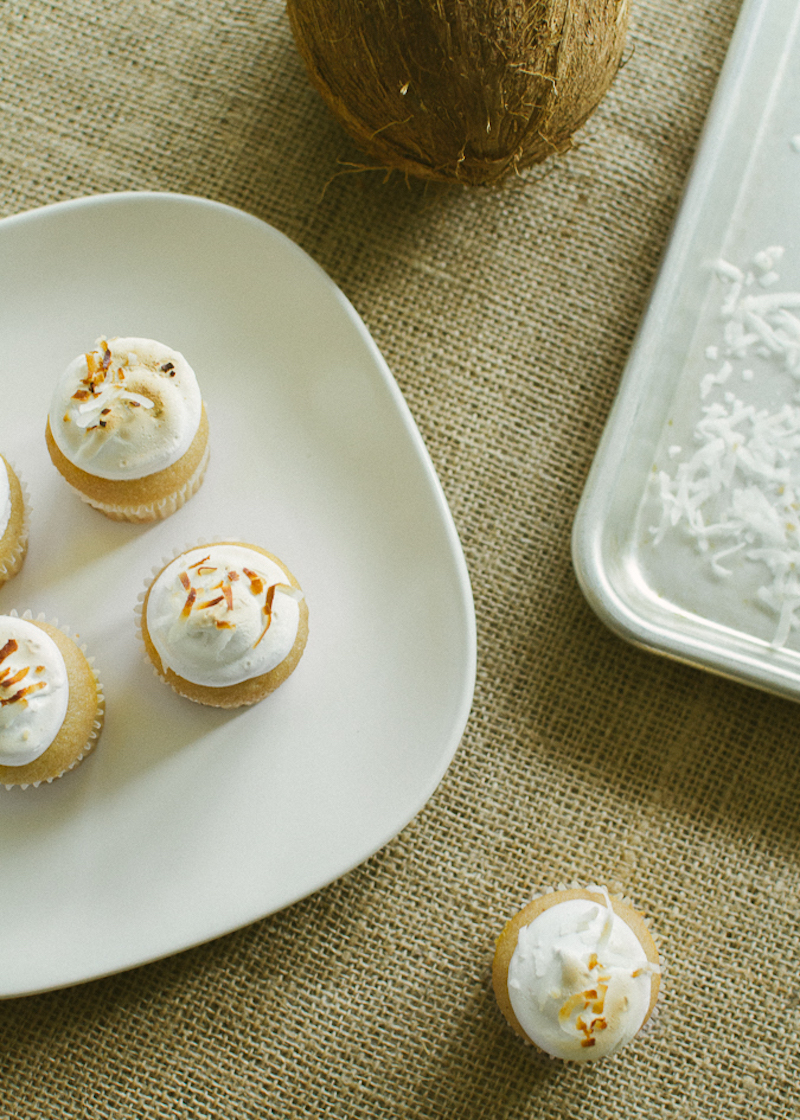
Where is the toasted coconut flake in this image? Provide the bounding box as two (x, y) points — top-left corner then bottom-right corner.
(119, 390), (154, 409)
(558, 993), (587, 1023)
(3, 666), (30, 688)
(243, 568), (264, 595)
(197, 595), (224, 610)
(181, 588), (197, 618)
(1, 679), (46, 706)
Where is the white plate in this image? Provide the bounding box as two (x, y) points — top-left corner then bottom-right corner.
(0, 192), (476, 998)
(573, 0), (800, 700)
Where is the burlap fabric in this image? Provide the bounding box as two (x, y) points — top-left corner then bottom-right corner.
(2, 1), (798, 1117)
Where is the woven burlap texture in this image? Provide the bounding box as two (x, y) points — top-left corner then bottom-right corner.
(2, 1), (798, 1117)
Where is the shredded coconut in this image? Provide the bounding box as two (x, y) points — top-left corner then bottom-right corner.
(651, 249), (800, 647)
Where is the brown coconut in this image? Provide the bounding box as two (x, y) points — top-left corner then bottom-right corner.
(287, 0), (630, 186)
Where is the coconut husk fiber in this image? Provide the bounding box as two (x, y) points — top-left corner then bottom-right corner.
(287, 0), (630, 184)
(2, 1), (799, 1118)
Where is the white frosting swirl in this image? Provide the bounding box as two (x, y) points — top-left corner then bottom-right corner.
(48, 337), (203, 480)
(0, 458), (10, 539)
(0, 617), (69, 767)
(145, 544), (303, 687)
(507, 894), (656, 1061)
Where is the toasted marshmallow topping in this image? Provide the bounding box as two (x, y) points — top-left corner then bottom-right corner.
(0, 617), (69, 767)
(49, 337), (203, 480)
(507, 893), (657, 1062)
(145, 544), (303, 688)
(0, 459), (10, 539)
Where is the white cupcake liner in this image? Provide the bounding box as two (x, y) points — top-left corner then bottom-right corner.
(69, 440), (210, 523)
(0, 460), (30, 585)
(1, 609), (105, 791)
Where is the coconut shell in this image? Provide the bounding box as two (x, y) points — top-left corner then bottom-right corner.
(287, 0), (630, 186)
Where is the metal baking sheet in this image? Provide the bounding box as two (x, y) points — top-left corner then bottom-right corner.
(572, 0), (800, 700)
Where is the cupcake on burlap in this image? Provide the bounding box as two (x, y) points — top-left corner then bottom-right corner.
(493, 885), (661, 1062)
(0, 611), (104, 790)
(137, 540), (308, 708)
(45, 336), (209, 522)
(0, 455), (29, 586)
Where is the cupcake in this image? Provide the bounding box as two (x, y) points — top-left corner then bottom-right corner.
(45, 336), (209, 522)
(0, 455), (28, 586)
(139, 541), (308, 708)
(492, 886), (661, 1062)
(0, 612), (104, 789)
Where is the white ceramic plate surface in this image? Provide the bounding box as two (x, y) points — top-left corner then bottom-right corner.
(0, 192), (476, 998)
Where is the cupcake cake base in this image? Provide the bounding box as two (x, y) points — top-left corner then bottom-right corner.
(0, 614), (104, 790)
(138, 541), (308, 708)
(493, 885), (661, 1062)
(45, 406), (209, 523)
(45, 336), (209, 522)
